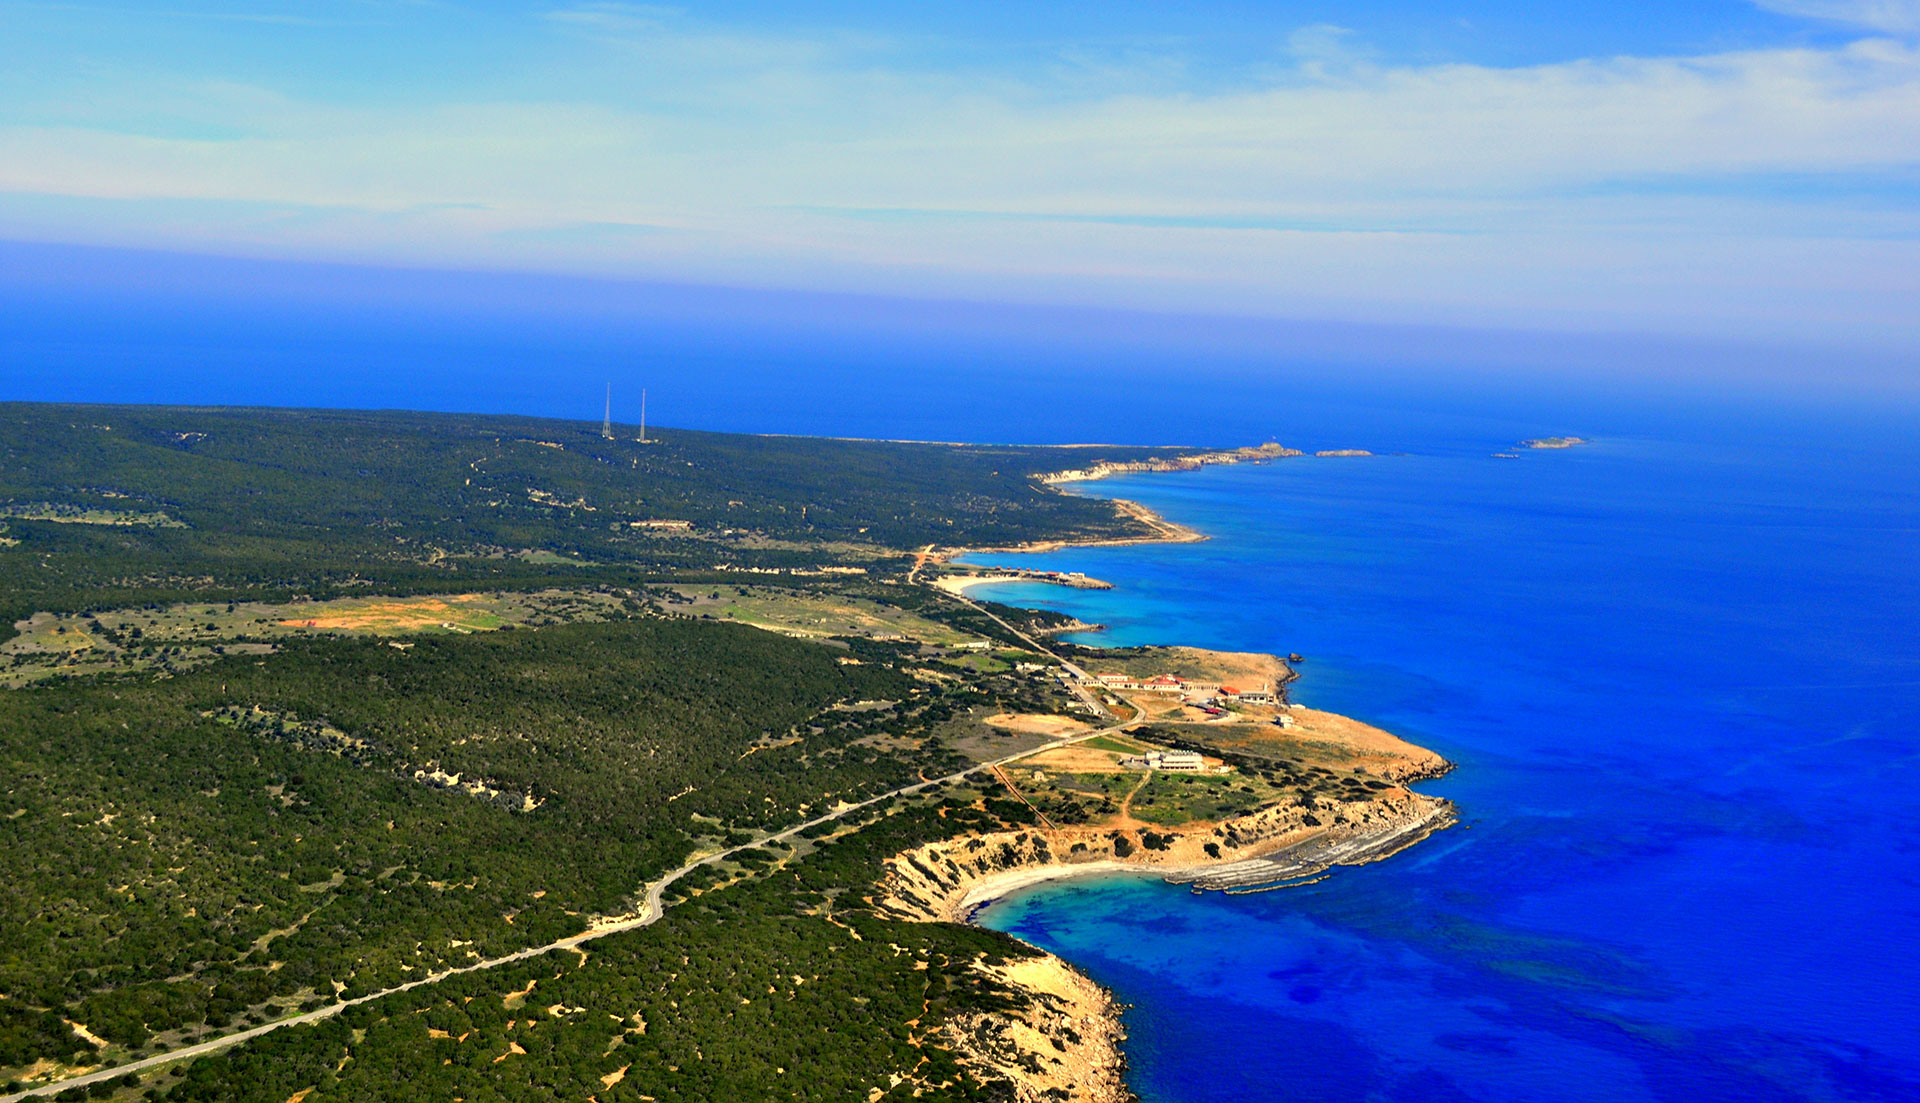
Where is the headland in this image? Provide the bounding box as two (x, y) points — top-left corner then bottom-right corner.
(874, 656), (1454, 1102)
(894, 444), (1459, 1101)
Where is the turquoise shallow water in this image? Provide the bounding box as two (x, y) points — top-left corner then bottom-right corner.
(969, 432), (1920, 1102)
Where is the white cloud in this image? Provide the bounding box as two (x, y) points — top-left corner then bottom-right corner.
(544, 3), (683, 34)
(0, 18), (1917, 347)
(1750, 0), (1920, 32)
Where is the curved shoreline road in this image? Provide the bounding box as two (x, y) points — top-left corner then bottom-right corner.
(2, 619), (1132, 1102)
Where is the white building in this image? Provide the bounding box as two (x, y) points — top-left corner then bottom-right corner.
(1121, 750), (1206, 772)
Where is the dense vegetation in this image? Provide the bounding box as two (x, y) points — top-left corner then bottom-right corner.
(0, 403), (1193, 632)
(0, 403), (1216, 1101)
(1, 609), (1060, 1099)
(145, 799), (1048, 1103)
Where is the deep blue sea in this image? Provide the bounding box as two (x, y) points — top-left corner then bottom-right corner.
(6, 248), (1918, 1102)
(967, 432), (1920, 1103)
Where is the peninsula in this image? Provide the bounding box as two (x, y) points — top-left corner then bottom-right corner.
(0, 404), (1452, 1103)
(1034, 441), (1302, 485)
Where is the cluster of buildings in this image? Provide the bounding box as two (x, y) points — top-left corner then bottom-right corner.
(1087, 672), (1278, 706)
(1119, 749), (1207, 772)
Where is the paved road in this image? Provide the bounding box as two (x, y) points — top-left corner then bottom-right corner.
(3, 622), (1133, 1102)
(935, 579), (1119, 721)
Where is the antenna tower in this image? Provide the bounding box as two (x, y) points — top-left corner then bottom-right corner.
(601, 383), (613, 440)
(640, 388), (647, 443)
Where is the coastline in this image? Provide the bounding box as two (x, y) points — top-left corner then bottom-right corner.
(880, 796), (1456, 1102)
(944, 495), (1207, 560)
(920, 462), (1224, 584)
(882, 793), (1453, 1102)
(899, 445), (1457, 1103)
(880, 790), (1455, 927)
(949, 794), (1459, 920)
(920, 440), (1302, 578)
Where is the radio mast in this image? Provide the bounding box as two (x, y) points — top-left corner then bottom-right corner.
(601, 383), (613, 440)
(639, 388), (647, 444)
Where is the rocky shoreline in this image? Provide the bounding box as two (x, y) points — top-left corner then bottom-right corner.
(899, 444), (1458, 1101)
(1033, 442), (1301, 485)
(877, 788), (1454, 927)
(875, 787), (1455, 1101)
(933, 956), (1133, 1103)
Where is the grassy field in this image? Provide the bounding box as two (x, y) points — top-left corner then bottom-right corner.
(0, 589), (638, 686)
(932, 650), (1013, 673)
(1001, 719), (1410, 830)
(1007, 764), (1285, 829)
(0, 503), (185, 526)
(1067, 644), (1287, 691)
(671, 585), (977, 646)
(1126, 772), (1274, 825)
(1079, 733), (1150, 755)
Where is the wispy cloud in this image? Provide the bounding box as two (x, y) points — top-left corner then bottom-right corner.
(14, 0), (398, 27)
(0, 9), (1916, 346)
(1750, 0), (1920, 32)
(1282, 23), (1373, 79)
(543, 2), (682, 33)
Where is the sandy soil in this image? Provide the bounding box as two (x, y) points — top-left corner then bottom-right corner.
(929, 574), (1009, 597)
(1200, 708), (1449, 782)
(1017, 743), (1135, 773)
(984, 713), (1093, 737)
(1092, 645), (1291, 691)
(279, 594), (487, 631)
(951, 861), (1144, 913)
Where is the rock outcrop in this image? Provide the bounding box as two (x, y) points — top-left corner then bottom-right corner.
(934, 957), (1131, 1103)
(876, 790), (1453, 924)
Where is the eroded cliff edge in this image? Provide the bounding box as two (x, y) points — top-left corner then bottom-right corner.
(871, 679), (1455, 1103)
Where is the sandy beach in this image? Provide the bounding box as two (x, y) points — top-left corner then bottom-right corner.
(929, 572), (1031, 597)
(954, 861), (1146, 916)
(879, 795), (1454, 1102)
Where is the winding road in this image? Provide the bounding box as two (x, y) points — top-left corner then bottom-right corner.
(3, 579), (1133, 1102)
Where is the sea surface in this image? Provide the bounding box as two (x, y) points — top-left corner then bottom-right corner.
(966, 431), (1920, 1102)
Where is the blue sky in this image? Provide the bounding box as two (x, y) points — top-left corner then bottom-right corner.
(2, 0), (1918, 357)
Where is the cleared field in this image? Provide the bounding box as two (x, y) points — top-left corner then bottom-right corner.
(1074, 645), (1288, 691)
(1018, 744), (1132, 774)
(1079, 733), (1150, 755)
(671, 585), (971, 645)
(936, 650), (1014, 673)
(1172, 711), (1448, 780)
(275, 593), (517, 632)
(0, 502), (185, 526)
(1, 589), (636, 686)
(983, 712), (1091, 737)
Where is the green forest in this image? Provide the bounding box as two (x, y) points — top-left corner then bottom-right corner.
(0, 403), (1228, 1101)
(0, 402), (1194, 632)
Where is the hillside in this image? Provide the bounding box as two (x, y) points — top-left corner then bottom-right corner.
(0, 403), (1198, 632)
